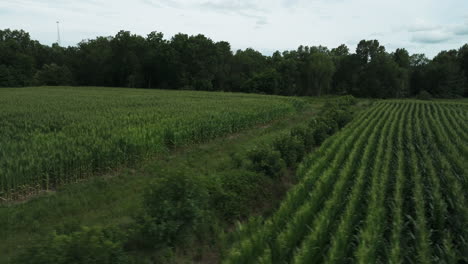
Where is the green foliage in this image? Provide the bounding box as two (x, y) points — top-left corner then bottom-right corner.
(1, 27), (466, 98)
(290, 126), (315, 152)
(137, 169), (209, 248)
(14, 226), (133, 264)
(310, 118), (337, 144)
(0, 64), (15, 87)
(0, 87), (303, 198)
(241, 69), (281, 94)
(223, 101), (468, 263)
(318, 96), (356, 131)
(334, 95), (358, 106)
(246, 146), (286, 179)
(212, 169), (271, 220)
(272, 134), (305, 167)
(213, 98), (356, 223)
(0, 29), (36, 87)
(325, 108), (354, 128)
(162, 128), (176, 149)
(34, 63), (74, 86)
(1, 91), (358, 263)
(416, 90), (433, 100)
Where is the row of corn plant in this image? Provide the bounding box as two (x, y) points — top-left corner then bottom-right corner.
(435, 104), (468, 157)
(325, 103), (403, 264)
(443, 106), (468, 140)
(222, 102), (389, 264)
(295, 102), (382, 179)
(291, 102), (395, 264)
(407, 103), (433, 263)
(417, 103), (458, 263)
(271, 103), (390, 263)
(425, 104), (468, 261)
(224, 101), (468, 263)
(428, 104), (467, 185)
(270, 103), (393, 263)
(352, 103), (406, 264)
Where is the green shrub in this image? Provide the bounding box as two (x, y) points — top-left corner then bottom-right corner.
(228, 152), (245, 168)
(323, 96), (357, 109)
(15, 226), (133, 264)
(336, 95), (357, 106)
(290, 126), (315, 151)
(323, 108), (353, 128)
(272, 134), (305, 167)
(212, 169), (270, 220)
(310, 118), (337, 144)
(246, 146), (286, 179)
(416, 90), (433, 100)
(137, 169), (209, 248)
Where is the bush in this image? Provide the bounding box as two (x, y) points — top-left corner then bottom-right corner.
(212, 169), (270, 220)
(15, 226), (133, 264)
(290, 126), (315, 152)
(272, 134), (305, 168)
(335, 95), (357, 106)
(137, 169), (209, 248)
(246, 146), (286, 179)
(193, 79), (213, 91)
(228, 152), (245, 168)
(416, 90), (433, 100)
(310, 118), (337, 144)
(323, 108), (353, 128)
(323, 95), (357, 109)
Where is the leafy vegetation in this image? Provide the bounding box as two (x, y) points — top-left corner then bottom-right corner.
(4, 94), (358, 263)
(1, 29), (467, 98)
(14, 226), (134, 264)
(0, 87), (304, 199)
(223, 100), (468, 263)
(136, 170), (210, 248)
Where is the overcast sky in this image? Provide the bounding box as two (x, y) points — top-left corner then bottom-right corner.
(1, 0), (467, 57)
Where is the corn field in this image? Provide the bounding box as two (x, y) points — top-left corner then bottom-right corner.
(0, 87), (305, 200)
(224, 100), (468, 263)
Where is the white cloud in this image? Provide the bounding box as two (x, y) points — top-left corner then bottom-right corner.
(411, 31), (452, 44)
(407, 20), (439, 33)
(453, 21), (468, 36)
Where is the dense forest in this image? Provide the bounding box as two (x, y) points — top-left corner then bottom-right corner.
(0, 28), (467, 98)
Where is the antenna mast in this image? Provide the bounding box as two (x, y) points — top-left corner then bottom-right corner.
(56, 21), (61, 46)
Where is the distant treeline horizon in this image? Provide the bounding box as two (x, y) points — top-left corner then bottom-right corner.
(1, 28), (467, 98)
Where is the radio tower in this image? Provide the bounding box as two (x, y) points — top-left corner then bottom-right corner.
(56, 21), (61, 46)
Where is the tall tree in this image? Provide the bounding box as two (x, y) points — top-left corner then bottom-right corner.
(426, 50), (466, 97)
(458, 44), (468, 96)
(356, 40), (385, 64)
(0, 28), (466, 99)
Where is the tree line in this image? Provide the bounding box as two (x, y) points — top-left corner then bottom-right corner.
(1, 28), (467, 98)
